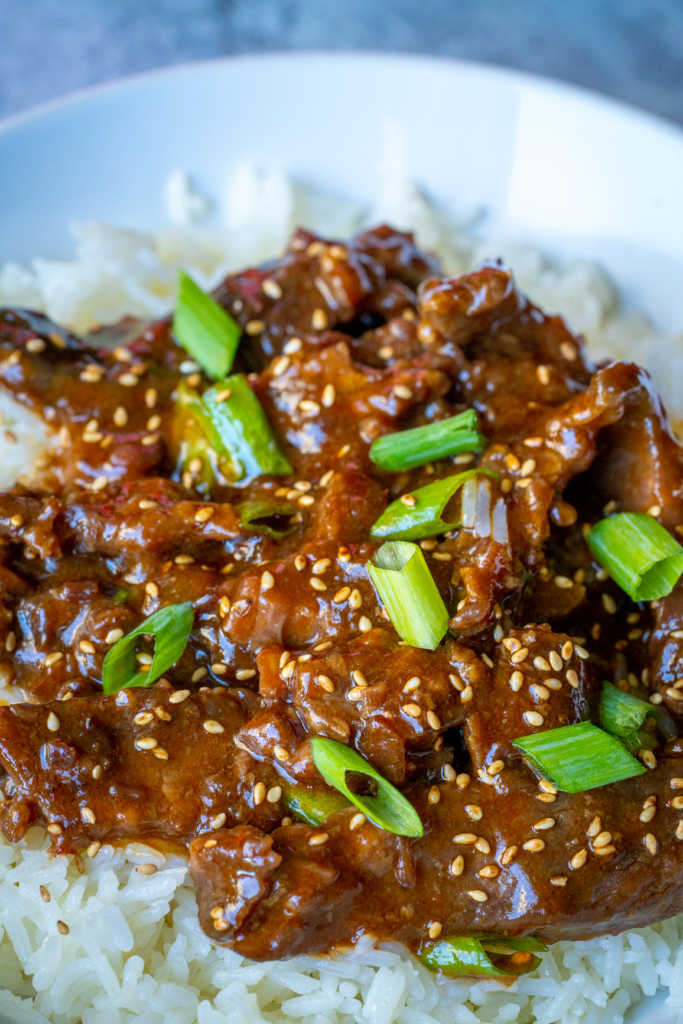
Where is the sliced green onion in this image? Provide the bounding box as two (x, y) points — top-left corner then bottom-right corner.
(369, 410), (485, 472)
(171, 383), (221, 494)
(367, 541), (448, 649)
(310, 737), (423, 837)
(102, 602), (194, 695)
(173, 375), (291, 489)
(600, 681), (659, 752)
(420, 935), (546, 979)
(284, 786), (349, 826)
(513, 721), (645, 793)
(201, 376), (292, 482)
(587, 512), (683, 602)
(238, 500), (297, 539)
(370, 468), (495, 541)
(173, 270), (241, 380)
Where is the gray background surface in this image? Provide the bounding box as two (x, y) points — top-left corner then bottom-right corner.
(1, 0), (682, 125)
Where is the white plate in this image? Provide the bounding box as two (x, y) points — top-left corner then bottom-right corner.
(0, 53), (681, 1024)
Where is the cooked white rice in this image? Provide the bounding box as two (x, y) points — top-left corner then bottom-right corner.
(0, 165), (681, 1024)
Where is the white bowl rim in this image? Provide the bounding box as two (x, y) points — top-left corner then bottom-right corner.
(1, 49), (682, 144)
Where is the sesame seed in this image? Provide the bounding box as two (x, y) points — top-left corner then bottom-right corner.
(676, 821), (683, 841)
(245, 319), (265, 335)
(211, 813), (227, 830)
(523, 838), (545, 853)
(570, 848), (588, 869)
(641, 749), (657, 769)
(349, 589), (362, 610)
(86, 841), (101, 858)
(644, 833), (658, 855)
(523, 710), (544, 727)
(510, 647), (529, 664)
(456, 773), (471, 789)
(358, 616), (372, 632)
(44, 652), (64, 668)
(262, 278), (282, 299)
(136, 736), (158, 750)
(587, 817), (602, 838)
(169, 689), (190, 704)
(426, 710), (441, 730)
(453, 832), (478, 845)
(46, 712), (60, 732)
(465, 804), (483, 821)
(509, 670), (524, 692)
(316, 674), (335, 693)
(57, 921), (70, 935)
(322, 384), (336, 407)
(136, 863), (158, 875)
(520, 458), (536, 477)
(402, 703), (422, 718)
(530, 683), (550, 701)
(478, 863), (500, 879)
(260, 570), (275, 592)
(81, 806), (96, 824)
(467, 890), (488, 903)
(428, 786), (441, 805)
(592, 830), (613, 849)
(487, 760), (505, 777)
(450, 854), (465, 876)
(534, 817), (556, 831)
(500, 845), (518, 866)
(201, 720), (224, 737)
(640, 804), (657, 822)
(192, 667), (208, 683)
(460, 685), (474, 703)
(566, 669), (579, 689)
(308, 831), (329, 846)
(475, 837), (491, 855)
(253, 782), (266, 806)
(393, 384), (413, 400)
(428, 921), (442, 939)
(550, 875), (568, 887)
(348, 812), (366, 831)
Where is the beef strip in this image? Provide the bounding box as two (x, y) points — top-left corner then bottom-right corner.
(191, 745), (683, 958)
(0, 225), (681, 969)
(0, 684), (284, 849)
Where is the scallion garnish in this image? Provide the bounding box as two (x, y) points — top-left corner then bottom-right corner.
(284, 786), (349, 826)
(369, 410), (485, 472)
(173, 271), (241, 380)
(587, 512), (683, 601)
(512, 721), (646, 792)
(238, 500), (297, 539)
(310, 737), (423, 837)
(174, 375), (292, 487)
(600, 681), (659, 752)
(370, 468), (495, 541)
(201, 376), (292, 481)
(420, 935), (546, 979)
(102, 602), (194, 695)
(367, 541), (448, 649)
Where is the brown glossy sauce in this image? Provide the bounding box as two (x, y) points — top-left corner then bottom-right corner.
(0, 225), (681, 964)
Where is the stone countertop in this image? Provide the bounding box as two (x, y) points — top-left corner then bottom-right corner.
(1, 0), (681, 125)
